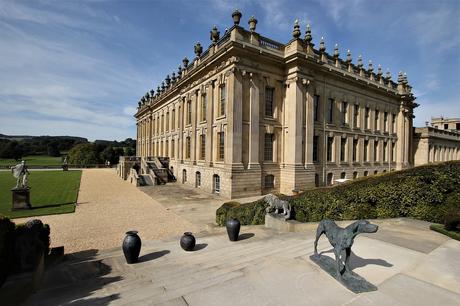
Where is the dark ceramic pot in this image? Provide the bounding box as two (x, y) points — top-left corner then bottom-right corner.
(226, 218), (241, 241)
(122, 231), (141, 264)
(180, 232), (196, 251)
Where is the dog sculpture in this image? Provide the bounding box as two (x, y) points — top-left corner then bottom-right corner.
(264, 194), (291, 220)
(313, 219), (378, 280)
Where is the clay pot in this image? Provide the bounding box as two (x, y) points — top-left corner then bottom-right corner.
(226, 218), (241, 241)
(122, 231), (141, 264)
(180, 232), (196, 251)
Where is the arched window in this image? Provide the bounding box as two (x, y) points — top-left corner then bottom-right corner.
(315, 174), (319, 187)
(353, 171), (358, 179)
(364, 170), (369, 177)
(213, 174), (220, 194)
(340, 172), (346, 179)
(196, 171), (201, 187)
(182, 169), (187, 183)
(327, 173), (333, 186)
(374, 170), (378, 175)
(264, 175), (274, 188)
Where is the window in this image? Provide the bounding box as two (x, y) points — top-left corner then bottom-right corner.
(327, 98), (334, 123)
(315, 174), (320, 187)
(218, 132), (225, 161)
(327, 137), (334, 162)
(161, 114), (164, 133)
(392, 142), (396, 162)
(392, 114), (396, 133)
(182, 169), (187, 183)
(264, 133), (274, 161)
(375, 110), (379, 131)
(187, 101), (192, 125)
(353, 139), (358, 162)
(353, 171), (358, 179)
(165, 140), (169, 156)
(384, 112), (388, 132)
(374, 170), (378, 175)
(166, 112), (169, 132)
(313, 95), (320, 121)
(186, 137), (191, 159)
(340, 138), (347, 162)
(172, 109), (175, 130)
(196, 172), (201, 187)
(354, 104), (359, 128)
(340, 172), (346, 179)
(341, 102), (348, 125)
(152, 118), (156, 135)
(444, 123), (448, 130)
(313, 135), (319, 162)
(265, 87), (274, 117)
(264, 175), (274, 188)
(200, 134), (206, 160)
(201, 94), (207, 121)
(456, 123), (460, 130)
(383, 141), (388, 161)
(219, 85), (226, 116)
(374, 141), (379, 162)
(365, 107), (370, 129)
(364, 140), (369, 162)
(327, 173), (333, 186)
(213, 174), (220, 194)
(364, 170), (369, 176)
(171, 139), (175, 158)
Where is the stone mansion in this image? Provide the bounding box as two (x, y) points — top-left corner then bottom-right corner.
(124, 10), (421, 198)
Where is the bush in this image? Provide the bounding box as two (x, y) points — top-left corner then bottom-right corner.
(216, 200), (267, 226)
(216, 161), (460, 226)
(0, 216), (16, 288)
(444, 191), (460, 231)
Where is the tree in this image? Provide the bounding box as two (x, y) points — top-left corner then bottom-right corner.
(47, 142), (61, 157)
(0, 141), (24, 160)
(67, 143), (99, 166)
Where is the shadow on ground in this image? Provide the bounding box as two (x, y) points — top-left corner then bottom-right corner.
(138, 250), (170, 263)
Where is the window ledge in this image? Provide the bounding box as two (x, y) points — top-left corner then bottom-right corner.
(216, 115), (226, 120)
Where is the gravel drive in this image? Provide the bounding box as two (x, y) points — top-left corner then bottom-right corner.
(15, 169), (198, 254)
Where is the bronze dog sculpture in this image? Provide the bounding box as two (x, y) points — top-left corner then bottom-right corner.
(313, 219), (378, 280)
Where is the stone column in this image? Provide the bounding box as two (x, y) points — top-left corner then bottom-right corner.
(404, 114), (409, 165)
(226, 68), (243, 167)
(248, 73), (260, 169)
(206, 82), (214, 166)
(304, 81), (314, 166)
(191, 90), (198, 163)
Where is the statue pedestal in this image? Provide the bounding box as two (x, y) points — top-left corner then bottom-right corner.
(62, 165), (68, 171)
(11, 188), (31, 210)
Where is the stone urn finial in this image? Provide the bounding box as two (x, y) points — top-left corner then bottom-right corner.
(397, 71), (404, 84)
(357, 55), (363, 69)
(161, 81), (165, 92)
(402, 72), (408, 85)
(334, 44), (339, 57)
(141, 96), (145, 104)
(210, 25), (220, 43)
(194, 42), (203, 57)
(182, 57), (189, 68)
(149, 89), (155, 98)
(292, 19), (301, 39)
(377, 64), (383, 77)
(232, 9), (242, 25)
(165, 75), (171, 87)
(144, 92), (150, 101)
(386, 69), (392, 81)
(138, 101), (141, 108)
(368, 60), (374, 73)
(319, 36), (326, 53)
(171, 72), (176, 83)
(248, 15), (257, 32)
(346, 49), (352, 64)
(156, 86), (161, 96)
(304, 23), (314, 46)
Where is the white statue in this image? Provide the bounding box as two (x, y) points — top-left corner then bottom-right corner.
(11, 160), (30, 189)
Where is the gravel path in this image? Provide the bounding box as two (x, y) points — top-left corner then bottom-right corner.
(15, 169), (198, 254)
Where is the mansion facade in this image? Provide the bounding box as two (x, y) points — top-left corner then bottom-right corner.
(130, 11), (417, 198)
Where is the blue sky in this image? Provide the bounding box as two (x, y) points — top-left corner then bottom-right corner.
(0, 0), (459, 141)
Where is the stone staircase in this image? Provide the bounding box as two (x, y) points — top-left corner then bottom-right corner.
(24, 228), (318, 306)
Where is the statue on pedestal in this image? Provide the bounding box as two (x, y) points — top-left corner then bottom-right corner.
(11, 160), (30, 189)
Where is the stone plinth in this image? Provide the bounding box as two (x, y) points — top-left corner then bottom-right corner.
(11, 188), (31, 210)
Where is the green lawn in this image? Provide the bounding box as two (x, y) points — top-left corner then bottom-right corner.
(0, 155), (62, 167)
(0, 170), (82, 219)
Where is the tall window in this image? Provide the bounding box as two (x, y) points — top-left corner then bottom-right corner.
(384, 141), (388, 161)
(152, 118), (156, 135)
(313, 135), (319, 162)
(219, 85), (226, 116)
(213, 174), (220, 194)
(264, 175), (274, 188)
(313, 95), (320, 121)
(161, 115), (164, 133)
(187, 101), (192, 125)
(171, 139), (175, 158)
(365, 107), (370, 129)
(353, 139), (358, 162)
(392, 114), (396, 133)
(364, 140), (369, 162)
(340, 138), (347, 162)
(354, 104), (359, 128)
(186, 137), (191, 159)
(341, 102), (348, 125)
(375, 110), (379, 131)
(374, 141), (379, 162)
(264, 133), (274, 161)
(196, 172), (201, 187)
(201, 94), (207, 121)
(393, 142), (396, 162)
(265, 87), (274, 117)
(172, 109), (175, 130)
(327, 98), (334, 124)
(384, 112), (388, 132)
(165, 140), (169, 156)
(327, 137), (334, 162)
(200, 134), (206, 160)
(166, 112), (169, 132)
(218, 132), (225, 161)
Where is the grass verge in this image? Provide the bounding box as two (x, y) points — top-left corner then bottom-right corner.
(430, 224), (460, 241)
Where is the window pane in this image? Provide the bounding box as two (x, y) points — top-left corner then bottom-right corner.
(265, 88), (274, 117)
(264, 133), (274, 161)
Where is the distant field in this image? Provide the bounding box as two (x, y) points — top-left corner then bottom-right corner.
(0, 155), (62, 167)
(0, 170), (82, 219)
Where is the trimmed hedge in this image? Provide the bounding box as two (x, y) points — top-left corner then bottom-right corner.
(216, 161), (460, 226)
(430, 224), (460, 241)
(0, 216), (15, 287)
